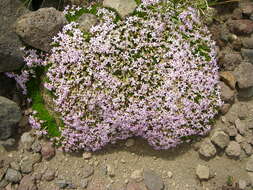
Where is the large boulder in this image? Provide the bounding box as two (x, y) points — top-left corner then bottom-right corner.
(0, 0), (28, 73)
(0, 96), (21, 140)
(15, 8), (67, 52)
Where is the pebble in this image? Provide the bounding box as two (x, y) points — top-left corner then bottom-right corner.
(106, 164), (115, 177)
(198, 139), (217, 159)
(130, 169), (143, 182)
(167, 171), (173, 178)
(5, 168), (22, 183)
(82, 152), (92, 160)
(246, 155), (253, 172)
(211, 131), (230, 149)
(225, 141), (241, 158)
(143, 169), (164, 190)
(235, 119), (247, 136)
(196, 165), (210, 180)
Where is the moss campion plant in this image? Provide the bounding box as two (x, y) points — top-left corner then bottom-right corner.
(7, 0), (222, 151)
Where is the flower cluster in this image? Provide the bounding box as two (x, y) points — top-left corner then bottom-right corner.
(25, 0), (222, 151)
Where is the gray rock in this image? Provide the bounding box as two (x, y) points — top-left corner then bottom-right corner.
(219, 52), (242, 71)
(15, 8), (67, 52)
(20, 132), (34, 151)
(31, 140), (41, 153)
(0, 0), (28, 73)
(211, 131), (230, 149)
(103, 0), (137, 17)
(77, 13), (98, 32)
(10, 161), (20, 171)
(235, 119), (247, 136)
(235, 134), (245, 143)
(228, 19), (253, 35)
(20, 153), (41, 174)
(42, 169), (55, 181)
(83, 165), (94, 178)
(225, 141), (241, 158)
(238, 86), (253, 98)
(234, 62), (253, 89)
(225, 125), (238, 137)
(0, 96), (21, 140)
(242, 142), (253, 155)
(5, 168), (22, 183)
(196, 164), (210, 180)
(241, 49), (253, 63)
(225, 102), (248, 123)
(143, 169), (164, 190)
(0, 138), (16, 149)
(198, 139), (217, 159)
(17, 175), (37, 190)
(246, 155), (253, 172)
(219, 82), (235, 103)
(0, 179), (8, 188)
(242, 36), (253, 49)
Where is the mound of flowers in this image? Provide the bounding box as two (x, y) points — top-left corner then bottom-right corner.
(7, 0), (222, 151)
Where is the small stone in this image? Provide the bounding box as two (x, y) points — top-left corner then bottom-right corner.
(219, 82), (235, 103)
(43, 169), (55, 181)
(241, 49), (253, 63)
(235, 134), (245, 143)
(225, 141), (241, 158)
(225, 125), (238, 137)
(239, 1), (253, 16)
(103, 0), (137, 17)
(219, 52), (242, 71)
(125, 139), (135, 147)
(248, 172), (253, 186)
(228, 19), (253, 35)
(238, 179), (247, 190)
(0, 179), (8, 189)
(41, 143), (55, 160)
(82, 152), (92, 160)
(167, 171), (173, 178)
(20, 132), (34, 151)
(80, 179), (90, 189)
(196, 165), (210, 180)
(83, 165), (94, 178)
(143, 170), (164, 190)
(31, 140), (41, 153)
(17, 175), (37, 190)
(242, 37), (253, 49)
(234, 62), (253, 88)
(211, 131), (230, 149)
(241, 142), (252, 155)
(10, 161), (20, 171)
(130, 169), (143, 182)
(219, 71), (236, 89)
(20, 153), (41, 174)
(198, 139), (217, 159)
(220, 104), (231, 115)
(5, 168), (22, 183)
(106, 164), (115, 177)
(235, 119), (247, 136)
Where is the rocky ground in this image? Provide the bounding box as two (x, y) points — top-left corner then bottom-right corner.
(1, 0), (253, 190)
